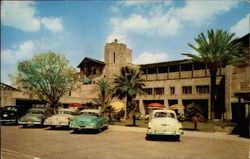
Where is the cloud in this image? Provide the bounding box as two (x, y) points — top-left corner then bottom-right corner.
(122, 0), (151, 6)
(172, 0), (239, 24)
(133, 52), (169, 64)
(2, 41), (35, 64)
(41, 17), (64, 33)
(230, 13), (249, 37)
(107, 0), (240, 42)
(1, 1), (63, 33)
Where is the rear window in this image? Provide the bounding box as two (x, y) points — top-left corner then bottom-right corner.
(58, 110), (75, 115)
(81, 112), (99, 117)
(154, 112), (175, 118)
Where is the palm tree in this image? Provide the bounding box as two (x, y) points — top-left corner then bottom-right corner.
(183, 29), (244, 120)
(92, 79), (112, 113)
(113, 66), (145, 122)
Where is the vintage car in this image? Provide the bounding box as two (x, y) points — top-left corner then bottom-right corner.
(44, 108), (78, 128)
(146, 109), (183, 140)
(18, 108), (46, 127)
(1, 105), (31, 125)
(69, 109), (109, 133)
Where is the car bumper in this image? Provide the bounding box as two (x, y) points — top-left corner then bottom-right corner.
(147, 130), (183, 136)
(1, 119), (16, 122)
(18, 121), (41, 125)
(44, 122), (69, 126)
(70, 125), (97, 130)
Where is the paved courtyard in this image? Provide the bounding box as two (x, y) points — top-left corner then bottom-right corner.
(1, 125), (249, 159)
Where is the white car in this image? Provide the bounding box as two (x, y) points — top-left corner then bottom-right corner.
(146, 109), (183, 141)
(44, 108), (78, 128)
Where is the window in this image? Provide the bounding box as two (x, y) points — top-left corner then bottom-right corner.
(170, 87), (175, 95)
(113, 52), (116, 63)
(142, 88), (153, 95)
(93, 68), (96, 75)
(196, 85), (209, 94)
(68, 91), (71, 96)
(154, 88), (164, 95)
(182, 86), (192, 94)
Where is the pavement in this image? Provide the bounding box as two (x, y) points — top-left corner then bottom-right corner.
(109, 125), (250, 142)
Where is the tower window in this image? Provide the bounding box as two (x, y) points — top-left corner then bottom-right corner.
(113, 52), (115, 63)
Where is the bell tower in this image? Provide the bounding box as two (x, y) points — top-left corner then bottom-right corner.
(104, 39), (132, 80)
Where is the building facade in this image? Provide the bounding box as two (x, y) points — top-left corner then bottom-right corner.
(1, 35), (249, 121)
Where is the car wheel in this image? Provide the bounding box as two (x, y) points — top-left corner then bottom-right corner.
(73, 129), (79, 133)
(51, 126), (56, 129)
(175, 135), (180, 141)
(98, 128), (102, 133)
(22, 125), (27, 128)
(145, 134), (151, 140)
(1, 121), (5, 125)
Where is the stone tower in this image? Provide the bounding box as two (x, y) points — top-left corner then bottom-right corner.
(104, 39), (132, 80)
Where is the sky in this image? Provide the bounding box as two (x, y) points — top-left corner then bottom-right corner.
(1, 0), (249, 85)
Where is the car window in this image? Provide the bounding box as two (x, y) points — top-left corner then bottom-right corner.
(58, 111), (75, 115)
(154, 112), (176, 118)
(81, 112), (99, 117)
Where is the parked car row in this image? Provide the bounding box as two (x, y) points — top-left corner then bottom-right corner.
(1, 105), (183, 140)
(1, 105), (109, 133)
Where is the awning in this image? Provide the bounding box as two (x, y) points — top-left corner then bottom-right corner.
(169, 104), (184, 109)
(68, 103), (82, 107)
(109, 102), (125, 112)
(81, 78), (92, 84)
(147, 103), (166, 109)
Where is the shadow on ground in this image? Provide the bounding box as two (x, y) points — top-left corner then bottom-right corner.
(145, 135), (181, 142)
(70, 127), (108, 135)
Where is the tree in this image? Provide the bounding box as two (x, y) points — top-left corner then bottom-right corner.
(92, 79), (112, 113)
(183, 29), (244, 120)
(113, 66), (145, 124)
(11, 51), (77, 115)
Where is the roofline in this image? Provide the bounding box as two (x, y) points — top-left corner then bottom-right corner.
(0, 82), (19, 91)
(77, 57), (105, 68)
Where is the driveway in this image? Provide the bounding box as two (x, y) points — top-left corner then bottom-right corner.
(1, 125), (249, 159)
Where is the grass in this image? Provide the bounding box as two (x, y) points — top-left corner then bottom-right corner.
(110, 118), (217, 132)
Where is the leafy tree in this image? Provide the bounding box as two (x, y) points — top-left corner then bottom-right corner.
(183, 29), (244, 120)
(11, 51), (77, 114)
(113, 66), (145, 124)
(92, 79), (112, 113)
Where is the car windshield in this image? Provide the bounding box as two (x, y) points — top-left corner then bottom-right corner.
(81, 112), (99, 117)
(154, 112), (175, 118)
(58, 111), (75, 115)
(28, 110), (44, 114)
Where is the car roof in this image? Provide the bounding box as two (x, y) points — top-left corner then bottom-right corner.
(58, 108), (76, 112)
(152, 109), (176, 114)
(80, 109), (100, 114)
(29, 108), (45, 111)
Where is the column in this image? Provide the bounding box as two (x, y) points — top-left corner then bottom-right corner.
(139, 100), (145, 116)
(178, 99), (183, 105)
(156, 67), (159, 80)
(191, 63), (194, 78)
(179, 65), (181, 78)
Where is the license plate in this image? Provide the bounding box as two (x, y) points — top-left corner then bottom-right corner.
(27, 121), (33, 125)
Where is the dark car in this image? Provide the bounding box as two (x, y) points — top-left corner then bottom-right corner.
(0, 105), (31, 125)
